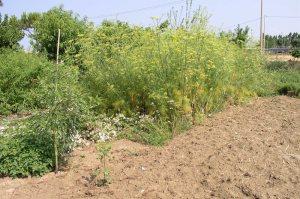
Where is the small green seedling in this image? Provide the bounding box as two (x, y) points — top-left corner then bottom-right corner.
(95, 142), (112, 186)
(80, 154), (85, 158)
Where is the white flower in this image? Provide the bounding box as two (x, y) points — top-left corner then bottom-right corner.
(99, 132), (110, 141)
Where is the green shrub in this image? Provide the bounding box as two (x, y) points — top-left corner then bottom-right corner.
(0, 64), (88, 177)
(266, 61), (289, 71)
(72, 20), (265, 123)
(64, 17), (269, 145)
(0, 49), (51, 115)
(266, 60), (300, 71)
(0, 119), (53, 177)
(118, 117), (172, 146)
(291, 49), (300, 58)
(275, 70), (300, 97)
(265, 60), (300, 97)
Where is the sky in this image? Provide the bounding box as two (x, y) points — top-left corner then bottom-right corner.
(0, 0), (299, 48)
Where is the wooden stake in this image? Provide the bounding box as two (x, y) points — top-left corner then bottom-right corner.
(56, 29), (61, 65)
(54, 29), (61, 174)
(54, 130), (58, 174)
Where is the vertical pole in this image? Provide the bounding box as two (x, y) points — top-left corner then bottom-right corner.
(54, 131), (58, 174)
(260, 0), (264, 52)
(54, 29), (61, 174)
(263, 15), (266, 51)
(56, 29), (61, 65)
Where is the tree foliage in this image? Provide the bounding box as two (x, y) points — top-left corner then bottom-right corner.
(0, 14), (24, 49)
(0, 49), (51, 114)
(231, 25), (250, 48)
(265, 32), (300, 48)
(265, 32), (300, 58)
(30, 7), (88, 60)
(219, 25), (250, 48)
(20, 12), (40, 30)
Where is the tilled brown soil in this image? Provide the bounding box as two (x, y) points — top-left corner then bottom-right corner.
(0, 96), (299, 199)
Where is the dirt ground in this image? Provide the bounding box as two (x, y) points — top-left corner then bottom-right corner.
(267, 54), (300, 62)
(0, 96), (299, 199)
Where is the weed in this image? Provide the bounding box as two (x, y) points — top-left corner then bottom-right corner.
(95, 142), (112, 186)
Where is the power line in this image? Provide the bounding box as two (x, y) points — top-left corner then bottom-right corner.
(240, 17), (261, 26)
(266, 15), (300, 19)
(223, 17), (261, 30)
(222, 14), (300, 31)
(89, 0), (187, 19)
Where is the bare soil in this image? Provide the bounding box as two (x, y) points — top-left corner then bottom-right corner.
(1, 96), (299, 199)
(267, 54), (300, 62)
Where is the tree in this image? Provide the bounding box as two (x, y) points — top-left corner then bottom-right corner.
(232, 25), (250, 48)
(0, 0), (3, 6)
(265, 32), (300, 49)
(21, 12), (40, 30)
(290, 33), (300, 58)
(0, 14), (24, 49)
(290, 33), (300, 48)
(30, 7), (87, 60)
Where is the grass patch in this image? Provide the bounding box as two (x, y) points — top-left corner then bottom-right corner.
(266, 60), (300, 98)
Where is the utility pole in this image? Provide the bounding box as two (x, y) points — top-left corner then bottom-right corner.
(263, 15), (266, 50)
(260, 0), (264, 52)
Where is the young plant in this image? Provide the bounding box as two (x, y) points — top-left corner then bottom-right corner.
(95, 142), (112, 186)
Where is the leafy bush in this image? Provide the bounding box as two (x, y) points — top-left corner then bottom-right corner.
(0, 49), (52, 115)
(0, 64), (88, 177)
(0, 119), (53, 177)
